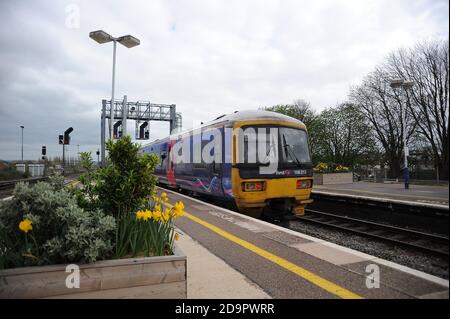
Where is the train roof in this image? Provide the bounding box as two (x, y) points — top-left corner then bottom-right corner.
(142, 110), (305, 147)
(206, 110), (305, 126)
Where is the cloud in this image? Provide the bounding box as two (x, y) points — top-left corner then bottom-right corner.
(0, 0), (448, 160)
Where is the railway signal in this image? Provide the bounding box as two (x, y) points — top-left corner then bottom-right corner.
(64, 127), (73, 145)
(139, 121), (149, 140)
(60, 127), (74, 175)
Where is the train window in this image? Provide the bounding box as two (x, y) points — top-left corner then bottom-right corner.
(279, 128), (311, 163)
(242, 128), (274, 164)
(243, 134), (257, 163)
(240, 126), (310, 166)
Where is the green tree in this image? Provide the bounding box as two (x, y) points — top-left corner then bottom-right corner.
(313, 103), (377, 166)
(264, 99), (322, 161)
(264, 99), (316, 127)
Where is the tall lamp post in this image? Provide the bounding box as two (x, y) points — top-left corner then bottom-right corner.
(390, 79), (414, 190)
(89, 30), (140, 141)
(20, 125), (24, 162)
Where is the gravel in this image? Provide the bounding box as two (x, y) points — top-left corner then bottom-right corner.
(288, 220), (449, 280)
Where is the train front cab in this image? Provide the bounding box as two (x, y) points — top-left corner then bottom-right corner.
(230, 119), (313, 219)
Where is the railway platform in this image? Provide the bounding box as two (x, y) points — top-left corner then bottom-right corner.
(162, 188), (449, 299)
(313, 181), (449, 207)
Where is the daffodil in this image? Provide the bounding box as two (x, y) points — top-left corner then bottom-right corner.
(152, 210), (162, 222)
(161, 211), (170, 222)
(19, 218), (33, 233)
(161, 192), (169, 202)
(173, 201), (185, 217)
(142, 210), (153, 221)
(135, 210), (146, 220)
(175, 232), (180, 241)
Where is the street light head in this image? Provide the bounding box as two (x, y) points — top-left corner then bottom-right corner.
(403, 81), (414, 89)
(390, 79), (404, 88)
(20, 125), (24, 129)
(117, 35), (140, 48)
(89, 30), (113, 44)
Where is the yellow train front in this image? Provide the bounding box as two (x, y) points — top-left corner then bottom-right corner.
(142, 110), (313, 220)
(229, 111), (313, 220)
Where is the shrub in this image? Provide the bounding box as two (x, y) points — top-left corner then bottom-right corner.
(314, 162), (329, 173)
(76, 136), (159, 217)
(0, 165), (25, 181)
(335, 164), (350, 172)
(0, 175), (116, 269)
(73, 137), (181, 259)
(313, 162), (350, 173)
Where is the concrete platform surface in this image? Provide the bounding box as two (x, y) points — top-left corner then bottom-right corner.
(161, 188), (449, 299)
(175, 228), (271, 299)
(314, 182), (449, 206)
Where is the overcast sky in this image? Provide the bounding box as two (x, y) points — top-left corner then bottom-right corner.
(0, 0), (448, 161)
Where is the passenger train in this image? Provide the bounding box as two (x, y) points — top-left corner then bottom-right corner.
(140, 110), (313, 219)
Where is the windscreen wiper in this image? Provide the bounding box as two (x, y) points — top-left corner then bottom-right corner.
(282, 134), (301, 166)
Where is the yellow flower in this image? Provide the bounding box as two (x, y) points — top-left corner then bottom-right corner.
(162, 208), (172, 221)
(152, 210), (162, 222)
(161, 192), (167, 198)
(175, 233), (180, 241)
(154, 204), (161, 212)
(136, 210), (153, 221)
(142, 210), (153, 221)
(135, 210), (146, 220)
(173, 201), (185, 217)
(161, 211), (170, 222)
(19, 218), (33, 233)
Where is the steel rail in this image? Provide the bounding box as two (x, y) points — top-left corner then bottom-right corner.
(295, 209), (449, 257)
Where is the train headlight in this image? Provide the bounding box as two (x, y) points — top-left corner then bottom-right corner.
(242, 181), (265, 192)
(296, 179), (312, 189)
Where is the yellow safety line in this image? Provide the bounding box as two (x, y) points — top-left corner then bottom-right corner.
(164, 202), (363, 299)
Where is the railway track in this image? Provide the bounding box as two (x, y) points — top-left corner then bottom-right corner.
(0, 177), (49, 195)
(159, 184), (449, 257)
(295, 209), (449, 257)
(0, 176), (79, 199)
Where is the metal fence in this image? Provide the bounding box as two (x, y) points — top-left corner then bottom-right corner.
(353, 167), (448, 185)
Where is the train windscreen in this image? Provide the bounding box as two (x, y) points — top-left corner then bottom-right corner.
(241, 126), (311, 168)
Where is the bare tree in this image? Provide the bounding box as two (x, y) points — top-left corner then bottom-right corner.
(386, 40), (449, 179)
(350, 68), (419, 178)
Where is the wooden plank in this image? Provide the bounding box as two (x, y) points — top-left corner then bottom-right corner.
(0, 254), (186, 276)
(44, 281), (187, 299)
(0, 257), (186, 299)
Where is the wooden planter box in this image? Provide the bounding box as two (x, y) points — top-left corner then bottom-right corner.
(313, 172), (353, 185)
(0, 246), (186, 299)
